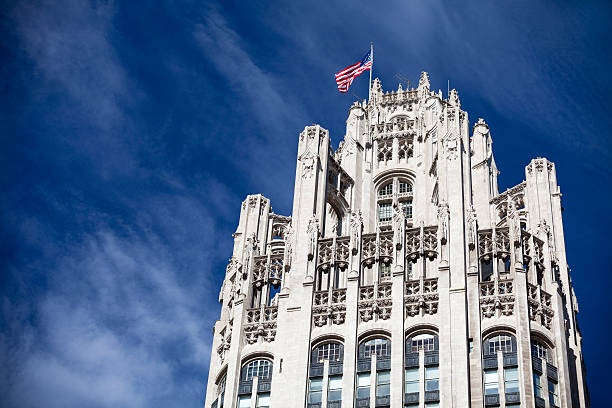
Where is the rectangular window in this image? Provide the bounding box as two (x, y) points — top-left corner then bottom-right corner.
(405, 367), (420, 394)
(504, 367), (519, 393)
(533, 372), (543, 398)
(380, 263), (391, 281)
(401, 200), (413, 218)
(425, 403), (440, 408)
(238, 395), (251, 408)
(308, 378), (323, 403)
(376, 370), (391, 397)
(378, 203), (392, 222)
(484, 369), (499, 395)
(548, 380), (559, 407)
(425, 366), (439, 392)
(256, 393), (270, 408)
(328, 375), (343, 402)
(356, 373), (371, 399)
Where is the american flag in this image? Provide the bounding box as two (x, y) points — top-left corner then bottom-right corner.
(335, 50), (372, 93)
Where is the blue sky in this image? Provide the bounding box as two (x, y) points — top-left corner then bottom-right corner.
(1, 1), (610, 407)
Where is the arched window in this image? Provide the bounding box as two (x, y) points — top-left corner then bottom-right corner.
(238, 359), (273, 408)
(405, 333), (440, 406)
(530, 339), (559, 406)
(376, 178), (414, 226)
(356, 337), (391, 405)
(482, 333), (519, 406)
(308, 342), (344, 407)
(212, 374), (226, 408)
(531, 339), (552, 363)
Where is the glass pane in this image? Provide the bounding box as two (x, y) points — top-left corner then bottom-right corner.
(405, 381), (419, 393)
(377, 383), (390, 396)
(238, 396), (251, 408)
(504, 367), (518, 381)
(548, 380), (556, 393)
(357, 387), (370, 399)
(308, 391), (322, 403)
(405, 368), (419, 382)
(484, 370), (498, 383)
(425, 403), (440, 408)
(484, 383), (498, 395)
(328, 376), (342, 390)
(505, 380), (519, 393)
(310, 378), (323, 391)
(425, 379), (439, 392)
(256, 393), (270, 407)
(328, 389), (342, 402)
(425, 366), (439, 379)
(357, 373), (370, 387)
(377, 370), (391, 384)
(533, 373), (541, 387)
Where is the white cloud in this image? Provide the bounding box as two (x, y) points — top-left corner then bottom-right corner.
(2, 190), (229, 407)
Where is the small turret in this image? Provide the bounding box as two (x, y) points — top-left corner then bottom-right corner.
(448, 89), (460, 108)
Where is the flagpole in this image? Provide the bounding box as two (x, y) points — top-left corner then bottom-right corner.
(369, 42), (373, 102)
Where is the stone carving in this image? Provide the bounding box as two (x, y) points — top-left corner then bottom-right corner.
(217, 324), (232, 361)
(480, 279), (515, 319)
(301, 154), (316, 179)
(467, 206), (477, 250)
(405, 278), (439, 317)
(244, 307), (278, 344)
(437, 202), (450, 245)
(312, 289), (346, 327)
(349, 211), (363, 255)
(307, 218), (320, 261)
(392, 202), (405, 249)
(358, 283), (392, 322)
(527, 283), (555, 329)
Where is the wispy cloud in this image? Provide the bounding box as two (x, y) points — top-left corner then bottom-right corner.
(2, 192), (225, 407)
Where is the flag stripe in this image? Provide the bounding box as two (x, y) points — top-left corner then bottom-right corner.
(334, 50), (372, 93)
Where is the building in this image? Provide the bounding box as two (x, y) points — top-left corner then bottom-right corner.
(204, 72), (588, 408)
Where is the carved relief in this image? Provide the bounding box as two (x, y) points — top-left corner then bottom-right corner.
(405, 278), (439, 317)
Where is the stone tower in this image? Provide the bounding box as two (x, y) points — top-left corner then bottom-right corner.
(204, 73), (589, 408)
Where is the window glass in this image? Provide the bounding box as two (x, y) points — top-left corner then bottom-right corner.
(504, 367), (519, 393)
(531, 340), (551, 363)
(399, 181), (413, 194)
(548, 380), (559, 406)
(256, 393), (270, 408)
(401, 199), (413, 219)
(425, 366), (439, 392)
(328, 375), (342, 402)
(380, 263), (391, 281)
(376, 370), (391, 397)
(316, 343), (342, 363)
(362, 338), (391, 358)
(488, 335), (514, 354)
(533, 373), (543, 398)
(245, 359), (272, 380)
(483, 369), (498, 395)
(238, 395), (251, 408)
(308, 378), (323, 403)
(379, 183), (393, 197)
(378, 203), (392, 222)
(405, 367), (419, 394)
(411, 334), (436, 352)
(356, 373), (370, 399)
(425, 403), (440, 408)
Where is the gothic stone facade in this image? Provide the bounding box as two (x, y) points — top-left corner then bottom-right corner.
(204, 73), (588, 408)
